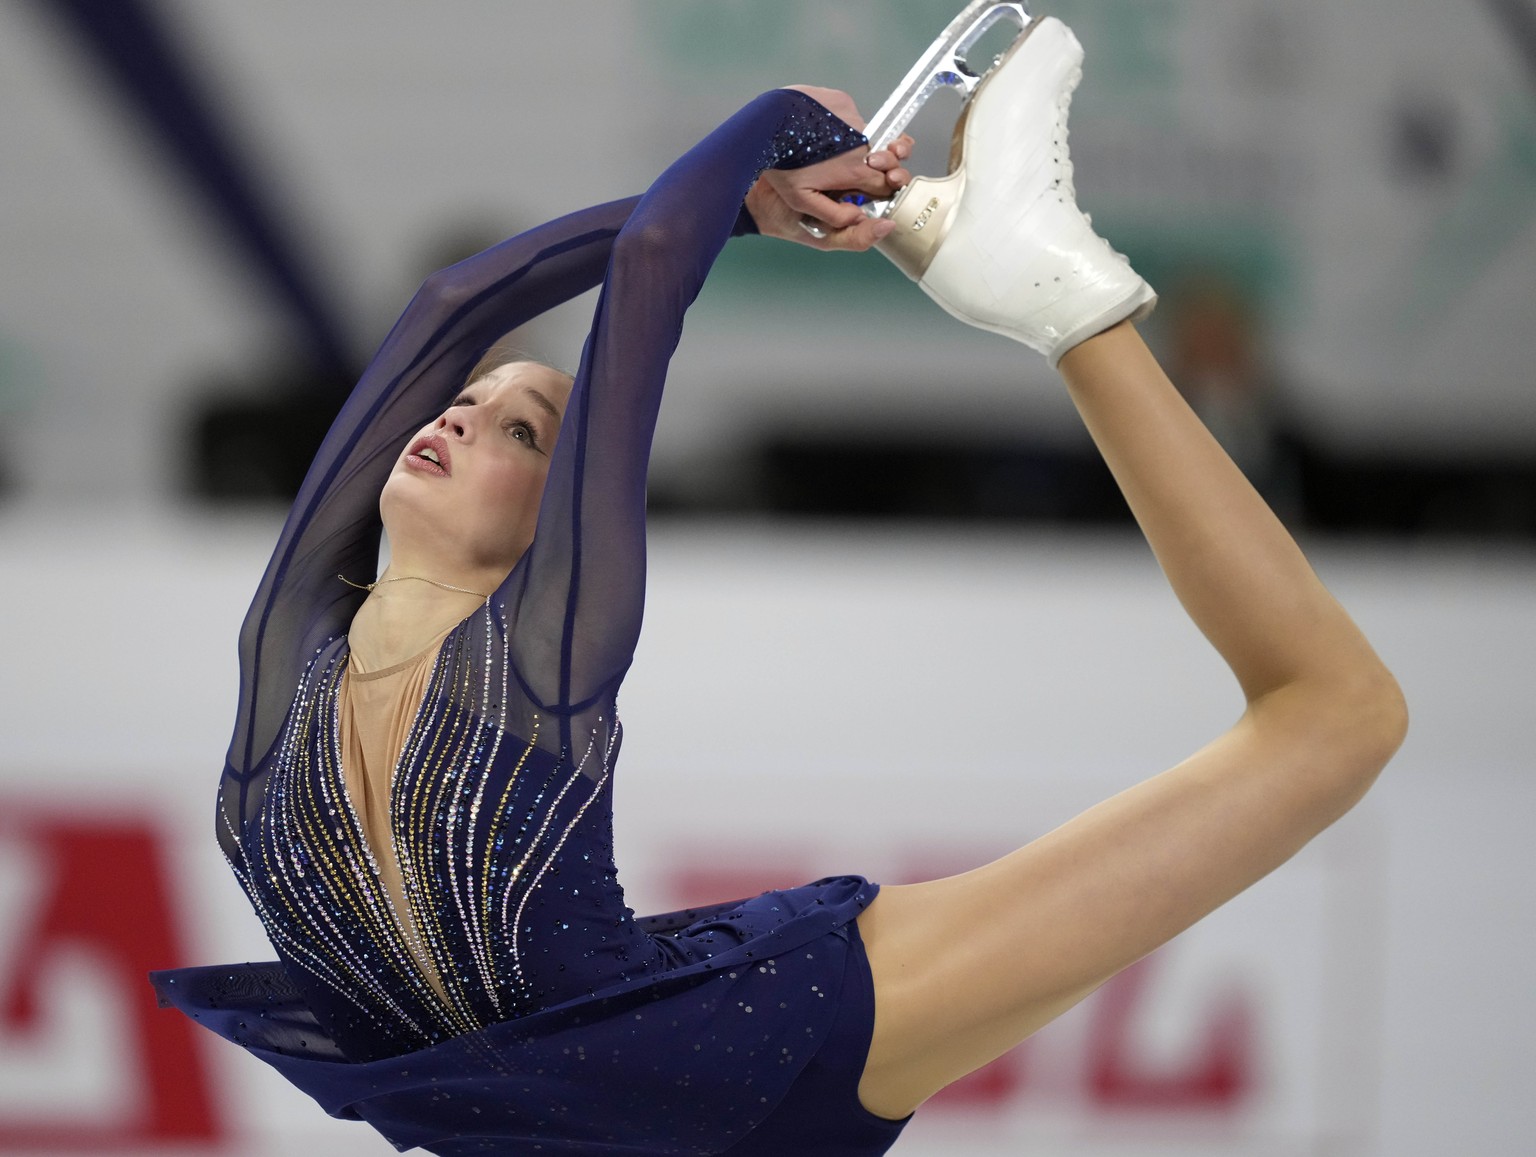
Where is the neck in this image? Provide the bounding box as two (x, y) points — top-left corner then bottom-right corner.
(346, 564), (504, 671)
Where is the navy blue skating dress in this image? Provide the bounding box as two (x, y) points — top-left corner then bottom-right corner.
(151, 91), (912, 1156)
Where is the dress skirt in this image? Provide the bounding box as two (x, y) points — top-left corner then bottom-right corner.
(154, 876), (910, 1156)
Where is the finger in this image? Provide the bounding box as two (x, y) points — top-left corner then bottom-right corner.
(868, 137), (916, 168)
(790, 191), (867, 231)
(820, 216), (897, 253)
(833, 156), (908, 199)
(866, 154), (913, 191)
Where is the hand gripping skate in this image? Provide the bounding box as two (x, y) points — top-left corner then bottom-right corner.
(855, 2), (1157, 365)
(855, 0), (1035, 244)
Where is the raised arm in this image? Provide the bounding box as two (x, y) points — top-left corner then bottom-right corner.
(221, 90), (905, 857)
(221, 197), (639, 856)
(497, 90), (891, 752)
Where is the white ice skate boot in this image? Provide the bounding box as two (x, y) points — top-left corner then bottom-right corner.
(861, 4), (1156, 365)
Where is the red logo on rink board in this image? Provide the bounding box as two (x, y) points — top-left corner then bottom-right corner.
(0, 810), (223, 1149)
(1089, 955), (1254, 1109)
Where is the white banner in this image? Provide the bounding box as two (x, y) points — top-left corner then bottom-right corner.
(1, 512), (1532, 1154)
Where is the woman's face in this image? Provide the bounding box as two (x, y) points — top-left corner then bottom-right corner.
(380, 361), (573, 573)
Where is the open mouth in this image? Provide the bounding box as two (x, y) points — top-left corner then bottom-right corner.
(406, 434), (451, 476)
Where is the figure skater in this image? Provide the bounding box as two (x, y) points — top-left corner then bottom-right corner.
(153, 16), (1405, 1156)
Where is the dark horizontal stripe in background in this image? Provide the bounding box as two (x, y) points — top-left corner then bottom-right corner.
(665, 437), (1536, 538)
(189, 390), (1536, 539)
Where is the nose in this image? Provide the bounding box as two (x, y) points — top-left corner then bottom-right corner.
(435, 407), (471, 440)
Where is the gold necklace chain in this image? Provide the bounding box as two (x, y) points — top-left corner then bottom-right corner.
(337, 573), (490, 599)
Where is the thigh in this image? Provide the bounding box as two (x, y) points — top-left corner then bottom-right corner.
(854, 862), (1104, 1120)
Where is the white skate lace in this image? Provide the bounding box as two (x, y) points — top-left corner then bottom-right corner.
(1054, 67), (1081, 209)
(1053, 65), (1134, 265)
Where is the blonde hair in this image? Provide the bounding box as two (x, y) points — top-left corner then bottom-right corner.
(465, 335), (573, 389)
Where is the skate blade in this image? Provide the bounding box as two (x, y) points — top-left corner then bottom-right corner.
(863, 0), (1036, 156)
(800, 1), (1035, 238)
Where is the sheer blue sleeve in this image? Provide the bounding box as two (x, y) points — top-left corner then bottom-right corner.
(217, 91), (864, 867)
(497, 91), (864, 755)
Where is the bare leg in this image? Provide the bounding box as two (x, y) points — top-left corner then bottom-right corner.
(854, 321), (1406, 1119)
